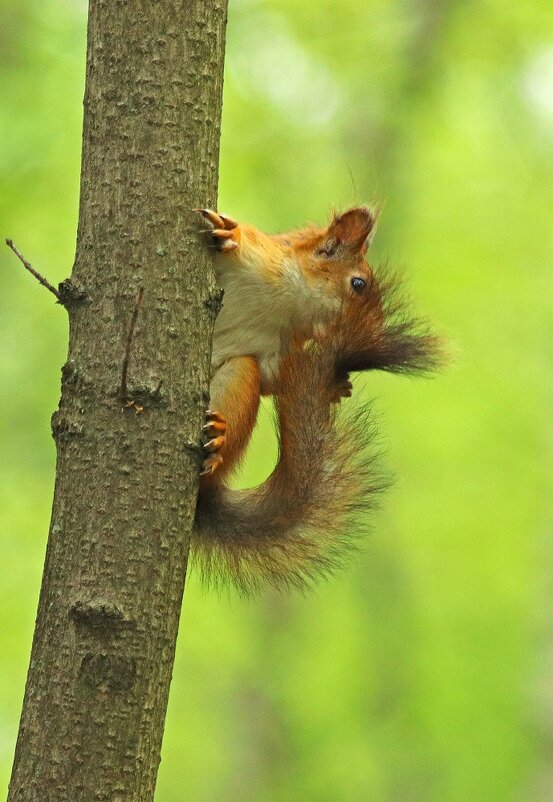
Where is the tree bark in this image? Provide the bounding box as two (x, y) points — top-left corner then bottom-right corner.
(8, 1), (228, 800)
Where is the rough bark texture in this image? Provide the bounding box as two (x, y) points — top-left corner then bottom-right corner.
(8, 2), (228, 800)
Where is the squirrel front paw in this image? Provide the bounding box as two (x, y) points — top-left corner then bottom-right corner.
(198, 209), (240, 253)
(331, 374), (353, 403)
(200, 410), (227, 475)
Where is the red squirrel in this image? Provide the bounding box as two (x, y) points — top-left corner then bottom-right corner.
(193, 207), (441, 593)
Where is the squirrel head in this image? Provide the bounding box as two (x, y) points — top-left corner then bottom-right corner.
(305, 207), (443, 378)
(299, 206), (383, 326)
(323, 206), (382, 315)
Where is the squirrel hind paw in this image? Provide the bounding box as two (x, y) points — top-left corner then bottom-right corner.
(203, 410), (227, 435)
(200, 410), (227, 476)
(200, 453), (224, 476)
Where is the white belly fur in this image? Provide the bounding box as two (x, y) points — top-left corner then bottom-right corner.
(211, 255), (332, 392)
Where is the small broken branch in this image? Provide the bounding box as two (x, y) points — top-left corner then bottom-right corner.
(120, 287), (144, 402)
(5, 239), (60, 301)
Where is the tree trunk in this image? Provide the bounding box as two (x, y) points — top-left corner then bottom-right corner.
(8, 2), (228, 800)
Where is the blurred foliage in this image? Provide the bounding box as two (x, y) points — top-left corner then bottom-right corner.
(1, 0), (552, 799)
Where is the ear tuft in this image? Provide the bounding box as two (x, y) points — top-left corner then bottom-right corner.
(329, 207), (378, 251)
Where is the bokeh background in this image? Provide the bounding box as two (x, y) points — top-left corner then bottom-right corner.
(1, 0), (552, 799)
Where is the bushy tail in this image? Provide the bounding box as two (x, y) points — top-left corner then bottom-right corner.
(192, 264), (444, 595)
(193, 343), (386, 595)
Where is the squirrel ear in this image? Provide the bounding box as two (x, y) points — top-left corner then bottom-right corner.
(329, 207), (378, 251)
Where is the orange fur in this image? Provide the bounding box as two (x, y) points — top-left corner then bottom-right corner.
(196, 206), (442, 593)
(201, 356), (260, 486)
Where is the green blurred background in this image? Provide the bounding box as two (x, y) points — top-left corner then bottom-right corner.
(1, 0), (552, 799)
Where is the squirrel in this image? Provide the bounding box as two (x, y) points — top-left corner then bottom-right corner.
(193, 206), (441, 594)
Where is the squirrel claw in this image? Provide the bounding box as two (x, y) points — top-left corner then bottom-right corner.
(198, 209), (238, 231)
(205, 410), (227, 426)
(200, 453), (224, 476)
(198, 209), (240, 252)
(204, 435), (225, 453)
(203, 417), (227, 436)
(212, 228), (234, 239)
(197, 208), (224, 229)
(212, 229), (239, 251)
(219, 213), (238, 230)
(218, 239), (238, 252)
(201, 410), (227, 475)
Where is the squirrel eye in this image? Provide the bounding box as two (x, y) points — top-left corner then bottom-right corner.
(351, 277), (366, 293)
